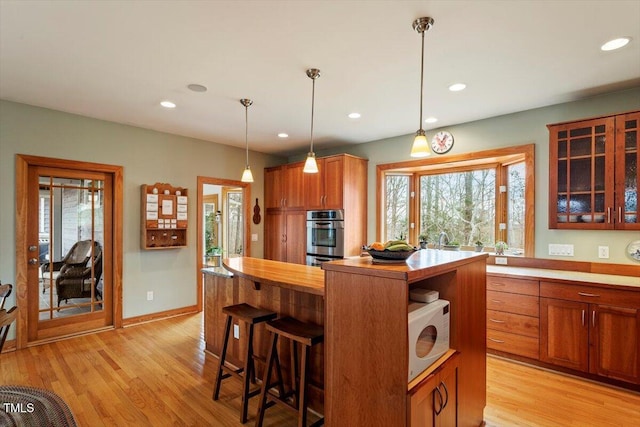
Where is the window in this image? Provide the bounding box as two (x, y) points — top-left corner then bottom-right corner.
(418, 168), (496, 247)
(378, 144), (534, 256)
(384, 175), (410, 241)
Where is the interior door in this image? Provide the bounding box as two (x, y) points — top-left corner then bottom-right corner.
(26, 166), (113, 342)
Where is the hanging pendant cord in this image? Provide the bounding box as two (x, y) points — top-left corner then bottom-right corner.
(419, 28), (425, 131)
(310, 77), (316, 153)
(245, 105), (249, 167)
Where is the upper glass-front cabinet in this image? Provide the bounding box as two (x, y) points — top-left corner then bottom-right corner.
(548, 111), (639, 230)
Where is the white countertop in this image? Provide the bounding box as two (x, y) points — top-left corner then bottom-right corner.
(486, 265), (640, 288)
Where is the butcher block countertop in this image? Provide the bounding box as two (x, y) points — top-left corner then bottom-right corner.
(222, 257), (325, 296)
(487, 265), (640, 289)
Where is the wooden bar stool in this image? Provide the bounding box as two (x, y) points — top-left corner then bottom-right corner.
(213, 303), (277, 424)
(255, 317), (324, 427)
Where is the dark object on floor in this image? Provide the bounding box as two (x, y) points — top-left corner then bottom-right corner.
(0, 385), (78, 427)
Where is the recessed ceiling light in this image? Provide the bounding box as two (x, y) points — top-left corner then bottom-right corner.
(160, 100), (176, 109)
(425, 117), (438, 124)
(187, 83), (207, 92)
(448, 83), (466, 92)
(348, 112), (361, 119)
(601, 37), (630, 51)
(278, 133), (289, 138)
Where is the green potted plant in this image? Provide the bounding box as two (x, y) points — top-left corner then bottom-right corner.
(475, 240), (484, 252)
(444, 241), (460, 251)
(495, 241), (508, 255)
(418, 233), (429, 249)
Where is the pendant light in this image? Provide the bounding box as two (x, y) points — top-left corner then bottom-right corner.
(410, 17), (434, 158)
(240, 98), (254, 182)
(303, 68), (321, 173)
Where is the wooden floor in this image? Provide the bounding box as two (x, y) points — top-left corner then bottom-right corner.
(1, 312), (639, 426)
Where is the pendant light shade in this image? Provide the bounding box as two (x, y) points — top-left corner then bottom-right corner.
(303, 68), (321, 174)
(240, 98), (254, 183)
(410, 17), (434, 158)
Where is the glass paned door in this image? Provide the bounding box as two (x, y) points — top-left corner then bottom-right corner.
(29, 166), (113, 342)
(616, 112), (640, 229)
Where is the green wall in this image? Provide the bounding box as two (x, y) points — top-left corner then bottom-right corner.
(1, 88), (639, 323)
(0, 100), (284, 319)
(306, 87), (640, 265)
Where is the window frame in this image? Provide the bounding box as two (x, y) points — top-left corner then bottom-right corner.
(376, 144), (535, 256)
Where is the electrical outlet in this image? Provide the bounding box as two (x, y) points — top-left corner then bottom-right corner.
(251, 233), (258, 242)
(233, 324), (240, 339)
(598, 246), (609, 259)
(146, 291), (153, 301)
(495, 257), (508, 265)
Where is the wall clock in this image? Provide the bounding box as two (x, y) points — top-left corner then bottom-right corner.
(431, 131), (454, 154)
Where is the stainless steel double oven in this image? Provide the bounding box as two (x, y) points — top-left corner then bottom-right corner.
(306, 209), (344, 266)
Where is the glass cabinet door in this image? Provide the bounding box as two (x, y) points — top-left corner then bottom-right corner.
(616, 111), (640, 230)
(549, 117), (615, 229)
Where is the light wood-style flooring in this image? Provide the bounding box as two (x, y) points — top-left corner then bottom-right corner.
(1, 313), (639, 426)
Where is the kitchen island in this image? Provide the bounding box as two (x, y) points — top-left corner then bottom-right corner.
(323, 249), (488, 427)
(204, 250), (488, 426)
(203, 258), (326, 413)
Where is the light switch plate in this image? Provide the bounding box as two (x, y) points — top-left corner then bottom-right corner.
(549, 244), (574, 256)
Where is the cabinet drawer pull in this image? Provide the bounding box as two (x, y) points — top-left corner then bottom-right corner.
(439, 381), (449, 409)
(607, 207), (612, 224)
(582, 309), (585, 326)
(489, 338), (505, 343)
(592, 310), (596, 328)
(490, 299), (503, 304)
(491, 282), (506, 287)
(578, 292), (600, 298)
(489, 318), (505, 323)
(433, 385), (444, 415)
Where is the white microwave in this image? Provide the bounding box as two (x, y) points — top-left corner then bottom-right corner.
(408, 299), (450, 382)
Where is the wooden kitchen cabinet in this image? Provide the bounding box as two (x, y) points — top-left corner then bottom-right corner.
(265, 153), (368, 260)
(264, 162), (305, 209)
(486, 275), (540, 360)
(540, 281), (640, 384)
(264, 209), (306, 265)
(409, 352), (459, 427)
(547, 110), (639, 230)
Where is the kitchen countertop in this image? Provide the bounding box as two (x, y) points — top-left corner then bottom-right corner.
(487, 265), (640, 289)
(222, 257), (325, 296)
(201, 266), (233, 278)
(325, 249), (488, 284)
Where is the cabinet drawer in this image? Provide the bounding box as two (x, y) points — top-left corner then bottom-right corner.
(487, 291), (539, 317)
(540, 282), (640, 307)
(487, 276), (539, 296)
(487, 310), (539, 338)
(487, 329), (539, 359)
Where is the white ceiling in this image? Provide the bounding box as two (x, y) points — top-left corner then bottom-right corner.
(1, 1), (639, 157)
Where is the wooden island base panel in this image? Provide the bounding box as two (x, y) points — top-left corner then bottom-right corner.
(204, 251), (488, 427)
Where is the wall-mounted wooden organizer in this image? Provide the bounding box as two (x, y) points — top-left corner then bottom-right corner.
(141, 183), (188, 249)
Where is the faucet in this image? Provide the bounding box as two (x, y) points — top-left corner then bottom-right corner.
(437, 232), (449, 250)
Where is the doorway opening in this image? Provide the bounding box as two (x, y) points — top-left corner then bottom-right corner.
(196, 176), (251, 311)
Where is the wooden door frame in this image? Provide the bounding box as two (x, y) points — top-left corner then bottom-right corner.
(196, 176), (251, 312)
(15, 154), (124, 349)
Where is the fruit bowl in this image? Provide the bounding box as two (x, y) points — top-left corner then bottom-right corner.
(365, 248), (417, 260)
